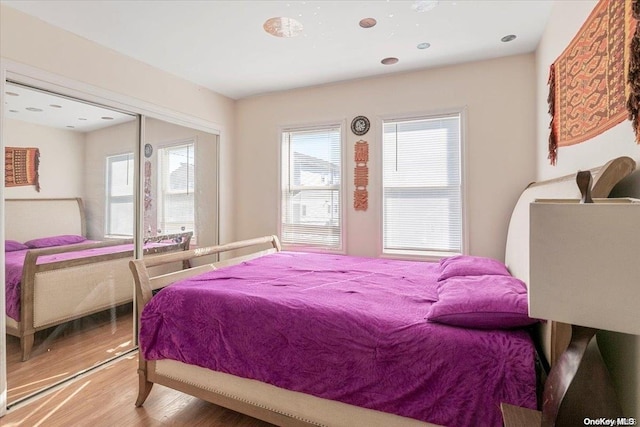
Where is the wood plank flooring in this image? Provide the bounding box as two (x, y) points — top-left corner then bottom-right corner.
(2, 353), (276, 427)
(6, 305), (135, 403)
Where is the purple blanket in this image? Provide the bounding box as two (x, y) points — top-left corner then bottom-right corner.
(5, 242), (164, 321)
(140, 252), (537, 427)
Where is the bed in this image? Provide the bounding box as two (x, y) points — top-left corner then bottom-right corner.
(4, 198), (192, 361)
(129, 156), (636, 427)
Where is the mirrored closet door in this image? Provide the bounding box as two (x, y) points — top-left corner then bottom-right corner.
(4, 82), (139, 404)
(3, 81), (220, 407)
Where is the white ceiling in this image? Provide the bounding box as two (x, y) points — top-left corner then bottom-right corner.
(2, 0), (554, 100)
(4, 82), (136, 132)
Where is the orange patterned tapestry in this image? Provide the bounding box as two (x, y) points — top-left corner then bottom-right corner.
(5, 147), (40, 191)
(548, 0), (637, 165)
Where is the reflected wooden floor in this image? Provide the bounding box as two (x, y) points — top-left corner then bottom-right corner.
(2, 353), (276, 427)
(7, 304), (135, 403)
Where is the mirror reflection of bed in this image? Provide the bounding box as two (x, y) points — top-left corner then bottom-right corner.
(3, 81), (220, 406)
(5, 198), (193, 403)
(3, 83), (140, 404)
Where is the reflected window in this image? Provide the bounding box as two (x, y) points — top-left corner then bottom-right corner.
(106, 152), (134, 237)
(158, 140), (195, 239)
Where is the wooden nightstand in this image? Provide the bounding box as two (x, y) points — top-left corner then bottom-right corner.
(500, 403), (541, 427)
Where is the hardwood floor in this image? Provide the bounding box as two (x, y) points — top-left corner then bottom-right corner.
(6, 304), (136, 403)
(2, 353), (276, 426)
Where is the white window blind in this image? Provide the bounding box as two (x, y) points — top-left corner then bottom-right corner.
(106, 152), (134, 237)
(382, 114), (462, 256)
(158, 141), (195, 238)
(281, 126), (342, 249)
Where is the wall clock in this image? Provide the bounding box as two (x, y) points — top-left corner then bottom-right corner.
(351, 116), (370, 136)
(144, 143), (153, 158)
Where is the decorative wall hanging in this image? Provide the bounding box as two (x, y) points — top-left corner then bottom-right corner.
(4, 147), (40, 191)
(547, 0), (637, 165)
(354, 140), (369, 211)
(627, 0), (640, 143)
(351, 116), (370, 136)
(144, 160), (152, 211)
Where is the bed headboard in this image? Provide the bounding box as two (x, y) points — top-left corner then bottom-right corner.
(5, 198), (86, 242)
(504, 156), (636, 367)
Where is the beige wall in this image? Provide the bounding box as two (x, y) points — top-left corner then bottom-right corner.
(4, 119), (85, 198)
(535, 0), (640, 416)
(236, 54), (537, 260)
(0, 4), (236, 246)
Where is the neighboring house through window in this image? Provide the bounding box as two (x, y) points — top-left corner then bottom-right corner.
(157, 140), (196, 240)
(281, 125), (343, 250)
(382, 112), (463, 257)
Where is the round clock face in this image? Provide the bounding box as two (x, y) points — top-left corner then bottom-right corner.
(351, 116), (370, 136)
(144, 143), (153, 158)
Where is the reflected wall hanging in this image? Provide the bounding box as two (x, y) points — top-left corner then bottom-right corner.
(5, 147), (40, 191)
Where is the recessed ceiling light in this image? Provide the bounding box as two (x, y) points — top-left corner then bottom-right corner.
(381, 57), (399, 65)
(263, 17), (304, 38)
(26, 107), (43, 112)
(66, 125), (75, 129)
(501, 34), (517, 42)
(78, 118), (87, 121)
(412, 0), (439, 12)
(9, 109), (19, 113)
(101, 116), (114, 120)
(417, 42), (431, 49)
(5, 91), (19, 96)
(49, 104), (62, 108)
(359, 18), (377, 28)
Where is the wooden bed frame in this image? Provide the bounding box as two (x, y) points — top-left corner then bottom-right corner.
(128, 156), (637, 427)
(5, 198), (192, 361)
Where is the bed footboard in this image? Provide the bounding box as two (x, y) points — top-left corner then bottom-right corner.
(129, 235), (282, 407)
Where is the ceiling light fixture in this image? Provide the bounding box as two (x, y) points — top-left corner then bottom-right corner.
(412, 0), (439, 13)
(49, 104), (62, 108)
(5, 91), (19, 96)
(359, 18), (377, 28)
(381, 57), (399, 65)
(26, 107), (43, 112)
(263, 17), (304, 38)
(417, 42), (431, 49)
(501, 34), (517, 42)
(101, 116), (114, 120)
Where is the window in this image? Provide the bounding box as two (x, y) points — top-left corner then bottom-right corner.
(157, 141), (196, 238)
(382, 113), (463, 256)
(106, 152), (134, 237)
(281, 125), (343, 250)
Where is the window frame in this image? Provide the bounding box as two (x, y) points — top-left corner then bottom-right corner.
(156, 137), (197, 242)
(278, 121), (347, 253)
(105, 151), (135, 238)
(378, 108), (468, 260)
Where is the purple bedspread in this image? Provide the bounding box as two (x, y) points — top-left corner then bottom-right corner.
(5, 242), (161, 321)
(140, 252), (537, 427)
